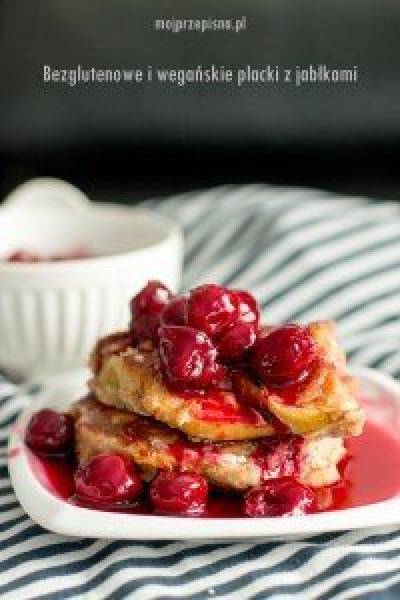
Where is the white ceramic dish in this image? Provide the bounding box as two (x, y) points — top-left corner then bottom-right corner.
(8, 366), (400, 540)
(0, 178), (183, 378)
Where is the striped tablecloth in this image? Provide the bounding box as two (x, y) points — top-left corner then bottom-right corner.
(2, 185), (400, 599)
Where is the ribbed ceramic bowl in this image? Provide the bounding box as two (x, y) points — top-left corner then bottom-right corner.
(0, 178), (183, 379)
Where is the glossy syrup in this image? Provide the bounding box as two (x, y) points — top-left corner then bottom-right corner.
(196, 391), (265, 424)
(166, 383), (267, 425)
(333, 420), (400, 509)
(23, 419), (400, 518)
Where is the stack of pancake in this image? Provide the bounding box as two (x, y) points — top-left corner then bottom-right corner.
(72, 321), (365, 497)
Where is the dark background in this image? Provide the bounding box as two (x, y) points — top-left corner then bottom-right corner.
(1, 1), (399, 203)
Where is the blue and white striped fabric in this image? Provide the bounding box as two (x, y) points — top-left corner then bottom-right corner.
(2, 185), (400, 599)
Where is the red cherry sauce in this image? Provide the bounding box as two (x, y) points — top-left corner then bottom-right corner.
(164, 377), (267, 425)
(166, 438), (243, 472)
(196, 391), (266, 424)
(28, 450), (75, 499)
(266, 382), (303, 406)
(206, 494), (243, 517)
(261, 361), (318, 406)
(73, 497), (149, 514)
(23, 417), (400, 517)
(331, 420), (400, 509)
(251, 436), (302, 481)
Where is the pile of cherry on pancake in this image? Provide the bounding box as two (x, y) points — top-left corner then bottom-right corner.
(25, 281), (365, 518)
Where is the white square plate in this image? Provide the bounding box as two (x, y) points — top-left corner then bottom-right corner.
(8, 367), (400, 540)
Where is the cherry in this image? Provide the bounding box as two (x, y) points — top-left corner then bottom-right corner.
(217, 323), (257, 361)
(8, 250), (42, 262)
(158, 325), (224, 389)
(130, 281), (172, 340)
(251, 325), (316, 387)
(25, 409), (74, 454)
(74, 454), (143, 504)
(187, 284), (239, 339)
(161, 296), (188, 326)
(243, 478), (316, 517)
(7, 248), (91, 262)
(235, 290), (260, 326)
(149, 470), (208, 516)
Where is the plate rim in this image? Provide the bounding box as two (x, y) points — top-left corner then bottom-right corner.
(8, 366), (400, 540)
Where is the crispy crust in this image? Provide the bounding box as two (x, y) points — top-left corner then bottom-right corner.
(90, 331), (136, 375)
(72, 396), (346, 490)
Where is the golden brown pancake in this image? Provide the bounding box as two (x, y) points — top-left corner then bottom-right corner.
(88, 322), (364, 440)
(89, 338), (274, 441)
(72, 396), (346, 490)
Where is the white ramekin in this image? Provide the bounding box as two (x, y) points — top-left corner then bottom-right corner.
(0, 178), (183, 379)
